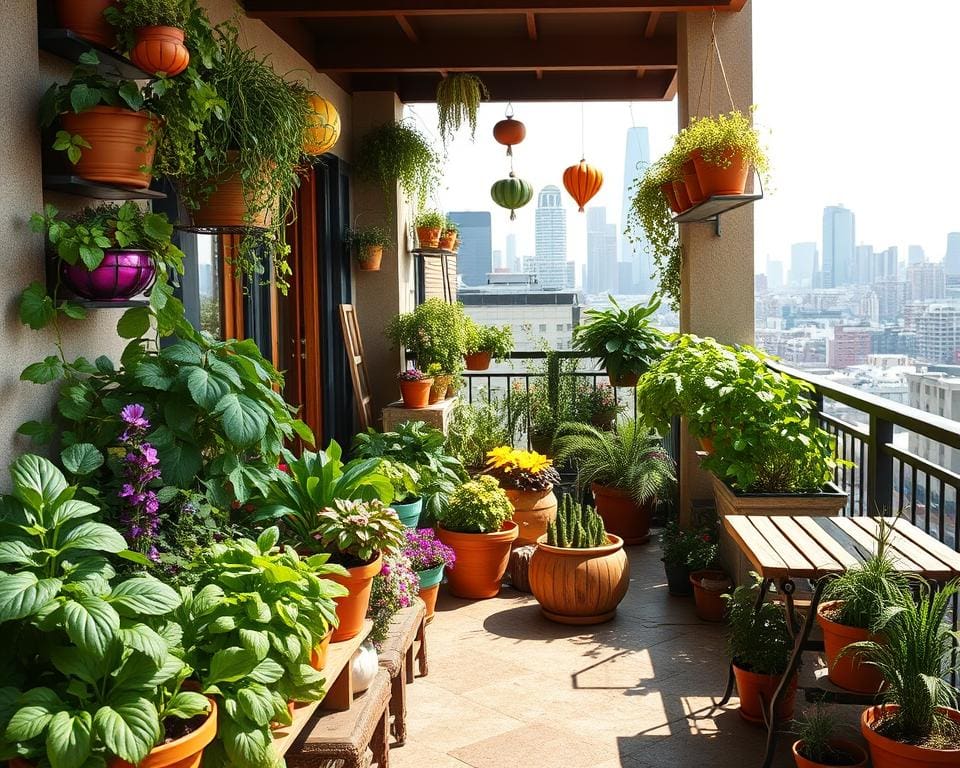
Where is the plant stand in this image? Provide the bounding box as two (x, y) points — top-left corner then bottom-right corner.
(382, 397), (457, 434)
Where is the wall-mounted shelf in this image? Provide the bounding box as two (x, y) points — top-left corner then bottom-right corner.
(672, 192), (762, 236)
(411, 247), (458, 258)
(43, 175), (166, 201)
(176, 224), (269, 236)
(38, 29), (151, 80)
(72, 299), (149, 309)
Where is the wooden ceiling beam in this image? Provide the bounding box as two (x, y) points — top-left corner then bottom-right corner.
(245, 1), (743, 18)
(395, 14), (419, 42)
(526, 12), (538, 40)
(644, 10), (660, 37)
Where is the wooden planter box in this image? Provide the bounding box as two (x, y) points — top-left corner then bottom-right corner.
(711, 474), (847, 518)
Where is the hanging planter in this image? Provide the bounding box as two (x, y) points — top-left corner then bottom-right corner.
(346, 224), (390, 272)
(436, 73), (488, 144)
(491, 172), (533, 220)
(190, 152), (274, 229)
(562, 159), (603, 212)
(62, 250), (157, 301)
(303, 93), (342, 156)
(56, 0), (116, 47)
(131, 27), (190, 77)
(493, 103), (526, 156)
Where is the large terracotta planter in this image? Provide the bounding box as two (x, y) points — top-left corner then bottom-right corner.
(672, 179), (692, 212)
(465, 351), (492, 371)
(61, 249), (156, 301)
(691, 147), (750, 197)
(682, 157), (705, 205)
(357, 245), (383, 271)
(191, 152), (273, 229)
(399, 378), (432, 408)
(393, 497), (423, 528)
(732, 663), (797, 725)
(416, 226), (441, 248)
(131, 26), (190, 77)
(310, 629), (333, 670)
(329, 553), (383, 641)
(792, 739), (868, 768)
(528, 533), (629, 624)
(590, 483), (652, 545)
(61, 107), (157, 188)
(56, 0), (116, 47)
(862, 705), (960, 768)
(817, 600), (885, 694)
(504, 486), (557, 547)
(417, 564), (444, 622)
(111, 697), (217, 768)
(690, 568), (731, 622)
(661, 182), (682, 214)
(437, 521), (518, 599)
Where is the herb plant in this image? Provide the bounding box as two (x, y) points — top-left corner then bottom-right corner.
(466, 322), (514, 360)
(446, 398), (512, 471)
(378, 458), (421, 503)
(345, 225), (390, 262)
(315, 499), (406, 566)
(660, 519), (718, 570)
(105, 0), (191, 41)
(436, 73), (488, 144)
(572, 294), (666, 384)
(725, 575), (795, 676)
(355, 121), (441, 214)
(439, 476), (513, 534)
(791, 704), (851, 765)
(414, 210), (447, 230)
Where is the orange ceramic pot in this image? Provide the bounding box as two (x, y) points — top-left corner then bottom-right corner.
(698, 436), (714, 454)
(309, 629), (334, 670)
(131, 26), (190, 77)
(504, 486), (557, 547)
(733, 664), (797, 725)
(399, 378), (432, 408)
(682, 157), (705, 205)
(465, 351), (492, 370)
(672, 179), (692, 212)
(817, 600), (886, 694)
(437, 521), (518, 599)
(111, 697), (217, 768)
(661, 182), (682, 214)
(61, 107), (157, 188)
(417, 564), (444, 622)
(192, 152), (273, 229)
(591, 483), (651, 545)
(439, 232), (457, 250)
(56, 0), (116, 47)
(329, 553), (383, 642)
(862, 705), (960, 768)
(792, 739), (868, 768)
(416, 226), (441, 248)
(691, 147), (750, 197)
(690, 568), (731, 622)
(528, 533), (629, 624)
(358, 245), (383, 271)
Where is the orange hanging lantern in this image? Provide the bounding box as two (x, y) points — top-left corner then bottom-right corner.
(303, 94), (342, 156)
(493, 103), (525, 156)
(562, 159), (603, 213)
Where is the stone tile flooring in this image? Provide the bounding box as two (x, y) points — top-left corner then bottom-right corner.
(394, 538), (866, 768)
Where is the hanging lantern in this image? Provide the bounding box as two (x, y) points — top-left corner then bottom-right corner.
(562, 159), (603, 213)
(491, 173), (533, 220)
(493, 103), (526, 156)
(303, 94), (341, 156)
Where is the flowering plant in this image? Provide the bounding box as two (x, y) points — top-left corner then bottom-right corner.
(585, 384), (622, 417)
(403, 527), (455, 571)
(398, 367), (429, 382)
(117, 403), (163, 562)
(484, 446), (560, 491)
(315, 498), (406, 566)
(368, 555), (420, 647)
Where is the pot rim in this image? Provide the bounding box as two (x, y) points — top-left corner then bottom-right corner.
(504, 485), (555, 498)
(861, 704), (960, 756)
(791, 738), (868, 766)
(816, 600), (877, 640)
(332, 552), (383, 581)
(140, 696), (217, 763)
(135, 24), (187, 38)
(534, 532), (624, 556)
(732, 660), (796, 682)
(62, 104), (157, 121)
(590, 482), (632, 499)
(438, 519), (519, 543)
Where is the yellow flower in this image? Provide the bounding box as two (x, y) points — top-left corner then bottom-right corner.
(484, 446), (553, 476)
(485, 446), (517, 470)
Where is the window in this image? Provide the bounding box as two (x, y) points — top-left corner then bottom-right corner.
(195, 234), (223, 339)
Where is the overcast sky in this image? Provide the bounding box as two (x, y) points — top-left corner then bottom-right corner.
(404, 0), (960, 279)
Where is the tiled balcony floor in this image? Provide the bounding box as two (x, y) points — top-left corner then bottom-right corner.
(394, 538), (866, 768)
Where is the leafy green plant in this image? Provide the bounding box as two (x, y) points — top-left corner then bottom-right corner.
(546, 494), (608, 548)
(572, 294), (666, 383)
(683, 108), (769, 183)
(446, 398), (512, 471)
(466, 322), (514, 360)
(355, 121), (441, 214)
(345, 225), (390, 262)
(791, 704), (851, 765)
(725, 574), (795, 676)
(436, 73), (488, 144)
(660, 518), (718, 569)
(378, 458), (420, 503)
(385, 298), (470, 374)
(439, 476), (513, 534)
(414, 210), (447, 230)
(443, 220), (459, 236)
(315, 499), (406, 566)
(105, 0), (191, 41)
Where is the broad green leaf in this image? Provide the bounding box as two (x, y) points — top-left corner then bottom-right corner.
(248, 658), (284, 685)
(256, 527), (279, 554)
(0, 540), (38, 567)
(160, 340), (202, 365)
(156, 441), (202, 489)
(46, 710), (92, 768)
(214, 393), (269, 447)
(184, 366), (229, 410)
(238, 629), (270, 661)
(16, 419), (56, 445)
(50, 499), (100, 528)
(21, 356), (65, 384)
(116, 307), (151, 339)
(163, 691), (210, 721)
(119, 624), (169, 664)
(10, 453), (68, 509)
(19, 282), (55, 330)
(60, 521), (127, 554)
(5, 687), (64, 740)
(108, 576), (181, 616)
(207, 648), (259, 685)
(50, 647), (103, 685)
(237, 685), (274, 726)
(69, 83), (100, 113)
(61, 444), (104, 477)
(63, 593), (120, 658)
(0, 572), (62, 622)
(133, 361), (173, 391)
(92, 700), (160, 765)
(220, 714), (272, 768)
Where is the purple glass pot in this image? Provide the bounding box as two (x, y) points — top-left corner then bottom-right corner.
(61, 249), (157, 301)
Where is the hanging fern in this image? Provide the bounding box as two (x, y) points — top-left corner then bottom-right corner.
(436, 74), (489, 144)
(355, 120), (441, 214)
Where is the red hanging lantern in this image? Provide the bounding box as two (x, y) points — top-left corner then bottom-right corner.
(493, 103), (525, 156)
(562, 158), (603, 212)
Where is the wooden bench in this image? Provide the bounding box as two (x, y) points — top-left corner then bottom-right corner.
(377, 599), (428, 745)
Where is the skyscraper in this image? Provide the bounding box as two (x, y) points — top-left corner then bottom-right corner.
(944, 233), (960, 276)
(907, 262), (946, 302)
(533, 185), (568, 288)
(505, 233), (520, 273)
(908, 244), (926, 265)
(822, 205), (855, 288)
(766, 259), (784, 291)
(586, 207), (618, 294)
(447, 211), (492, 287)
(788, 242), (818, 288)
(620, 126), (652, 293)
(873, 246), (898, 282)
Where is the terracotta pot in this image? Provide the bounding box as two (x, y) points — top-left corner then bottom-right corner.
(690, 568), (731, 622)
(429, 374), (451, 404)
(358, 245), (383, 271)
(663, 560), (693, 597)
(416, 226), (441, 248)
(673, 179), (692, 212)
(445, 380), (459, 399)
(61, 107), (157, 188)
(792, 739), (868, 768)
(329, 553), (383, 642)
(393, 497), (423, 528)
(439, 232), (457, 250)
(111, 697), (217, 768)
(504, 486), (557, 547)
(682, 157), (705, 205)
(61, 249), (156, 301)
(817, 600), (886, 694)
(661, 182), (682, 214)
(270, 700), (296, 731)
(528, 533), (630, 624)
(862, 705), (960, 768)
(608, 370), (639, 388)
(733, 663), (797, 725)
(417, 564), (444, 622)
(131, 26), (190, 77)
(437, 521), (518, 599)
(56, 0), (116, 47)
(399, 378), (432, 408)
(590, 483), (652, 545)
(192, 152), (273, 229)
(698, 435), (714, 454)
(691, 147), (750, 197)
(309, 629), (333, 670)
(465, 351), (492, 371)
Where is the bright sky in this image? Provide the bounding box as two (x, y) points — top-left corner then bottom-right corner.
(405, 0), (960, 280)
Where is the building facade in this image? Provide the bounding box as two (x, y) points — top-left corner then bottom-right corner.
(828, 325), (873, 369)
(620, 126), (652, 293)
(789, 242), (818, 288)
(822, 205), (855, 288)
(907, 371), (960, 474)
(907, 262), (946, 302)
(533, 185), (569, 289)
(914, 303), (960, 363)
(447, 211), (492, 287)
(586, 207), (618, 294)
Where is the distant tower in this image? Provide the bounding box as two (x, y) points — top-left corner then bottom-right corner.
(822, 205), (855, 288)
(506, 233), (519, 272)
(620, 126), (652, 293)
(447, 211), (492, 287)
(789, 242), (818, 288)
(908, 244), (926, 266)
(534, 185), (568, 288)
(944, 233), (960, 276)
(586, 207), (618, 294)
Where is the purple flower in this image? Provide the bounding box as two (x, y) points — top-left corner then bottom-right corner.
(116, 404), (163, 562)
(121, 404), (149, 428)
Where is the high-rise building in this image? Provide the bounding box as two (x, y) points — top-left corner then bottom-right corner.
(586, 207), (618, 294)
(620, 127), (652, 293)
(766, 259), (784, 290)
(788, 242), (818, 288)
(873, 246), (899, 282)
(533, 185), (568, 289)
(907, 371), (960, 475)
(907, 262), (946, 302)
(908, 245), (926, 265)
(828, 325), (873, 369)
(914, 304), (960, 363)
(854, 245), (874, 285)
(944, 233), (960, 276)
(491, 249), (503, 271)
(505, 234), (520, 273)
(822, 205), (855, 288)
(870, 278), (909, 323)
(447, 211), (491, 287)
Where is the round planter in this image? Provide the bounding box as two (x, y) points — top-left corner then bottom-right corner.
(416, 226), (441, 249)
(682, 157), (705, 205)
(439, 233), (457, 250)
(528, 533), (629, 624)
(817, 600), (886, 694)
(792, 739), (868, 768)
(61, 106), (157, 188)
(437, 521), (518, 599)
(672, 179), (692, 212)
(399, 378), (432, 409)
(191, 152), (273, 229)
(131, 26), (190, 77)
(590, 483), (652, 545)
(329, 553), (383, 642)
(691, 147), (750, 197)
(393, 497), (423, 528)
(733, 663), (797, 725)
(690, 568), (731, 622)
(309, 629), (333, 671)
(110, 697), (217, 768)
(357, 245), (383, 271)
(663, 560), (693, 597)
(417, 564), (445, 622)
(661, 181), (682, 214)
(351, 640), (379, 693)
(429, 374), (451, 404)
(504, 486), (558, 547)
(56, 0), (116, 47)
(465, 351), (492, 371)
(861, 705), (960, 768)
(608, 370), (640, 388)
(61, 249), (156, 301)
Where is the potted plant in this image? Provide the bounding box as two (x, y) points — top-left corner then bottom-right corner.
(683, 108), (769, 197)
(415, 210), (447, 249)
(346, 225), (390, 271)
(583, 384), (623, 430)
(368, 555), (421, 648)
(725, 576), (799, 725)
(528, 494), (630, 625)
(386, 298), (470, 380)
(426, 362), (452, 404)
(483, 446), (560, 547)
(851, 579), (960, 768)
(379, 457), (423, 527)
(403, 527), (456, 622)
(439, 220), (459, 251)
(465, 321), (514, 371)
(436, 475), (518, 599)
(355, 120), (441, 214)
(55, 0), (116, 47)
(790, 705), (869, 768)
(572, 294), (666, 387)
(106, 0), (192, 77)
(436, 73), (488, 144)
(688, 540), (730, 622)
(398, 367), (433, 408)
(552, 421), (676, 545)
(660, 519), (718, 597)
(447, 398), (512, 473)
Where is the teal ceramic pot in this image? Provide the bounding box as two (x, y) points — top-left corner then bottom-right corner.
(393, 497), (423, 528)
(417, 564), (445, 590)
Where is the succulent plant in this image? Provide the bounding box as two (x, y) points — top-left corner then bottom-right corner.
(546, 493), (608, 548)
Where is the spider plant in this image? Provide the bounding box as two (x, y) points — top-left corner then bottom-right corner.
(436, 73), (489, 144)
(791, 704), (857, 765)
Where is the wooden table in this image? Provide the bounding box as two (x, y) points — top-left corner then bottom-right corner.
(719, 515), (960, 768)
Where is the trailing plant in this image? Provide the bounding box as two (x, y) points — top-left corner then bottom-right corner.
(439, 475), (513, 534)
(315, 499), (406, 567)
(466, 321), (514, 360)
(436, 73), (488, 144)
(402, 527), (455, 572)
(385, 298), (470, 374)
(483, 446), (560, 491)
(355, 120), (441, 214)
(546, 494), (608, 548)
(572, 294), (666, 383)
(345, 225), (390, 262)
(684, 107), (769, 183)
(368, 555), (419, 647)
(725, 575), (796, 676)
(414, 210), (447, 230)
(446, 397), (512, 471)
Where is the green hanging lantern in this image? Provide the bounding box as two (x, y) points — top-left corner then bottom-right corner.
(490, 172), (533, 220)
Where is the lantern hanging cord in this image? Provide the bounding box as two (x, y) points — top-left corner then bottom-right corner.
(580, 101), (585, 160)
